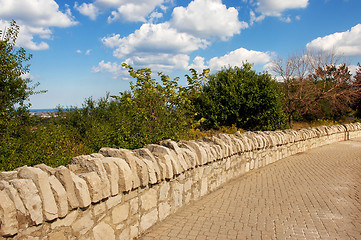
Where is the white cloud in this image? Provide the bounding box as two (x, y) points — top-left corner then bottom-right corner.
(108, 0), (164, 23)
(306, 24), (361, 57)
(208, 48), (272, 71)
(0, 20), (51, 50)
(92, 60), (127, 79)
(76, 49), (92, 55)
(0, 0), (77, 50)
(0, 0), (77, 27)
(75, 0), (165, 23)
(101, 22), (209, 72)
(74, 2), (99, 20)
(130, 53), (190, 71)
(250, 10), (265, 25)
(102, 22), (209, 58)
(189, 56), (208, 73)
(171, 0), (248, 40)
(256, 0), (309, 17)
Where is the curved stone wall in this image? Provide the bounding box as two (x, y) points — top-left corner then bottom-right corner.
(0, 123), (360, 239)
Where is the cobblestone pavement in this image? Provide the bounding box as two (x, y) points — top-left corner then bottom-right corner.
(141, 138), (361, 240)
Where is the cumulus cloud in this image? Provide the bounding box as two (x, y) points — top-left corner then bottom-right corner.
(108, 0), (164, 23)
(189, 56), (208, 73)
(104, 23), (209, 58)
(129, 53), (190, 71)
(0, 0), (77, 27)
(250, 0), (308, 23)
(101, 22), (209, 71)
(0, 0), (77, 50)
(74, 0), (165, 22)
(74, 2), (99, 20)
(92, 60), (127, 79)
(208, 48), (272, 71)
(171, 0), (248, 40)
(306, 24), (361, 57)
(256, 0), (308, 17)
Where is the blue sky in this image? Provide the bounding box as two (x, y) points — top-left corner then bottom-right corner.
(0, 0), (360, 109)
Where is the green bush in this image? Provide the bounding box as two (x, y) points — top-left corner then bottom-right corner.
(194, 63), (286, 131)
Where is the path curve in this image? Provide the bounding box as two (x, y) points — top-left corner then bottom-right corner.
(141, 138), (361, 239)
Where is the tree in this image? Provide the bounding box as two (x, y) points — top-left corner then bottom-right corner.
(0, 20), (44, 131)
(271, 50), (357, 126)
(194, 63), (286, 131)
(352, 64), (361, 118)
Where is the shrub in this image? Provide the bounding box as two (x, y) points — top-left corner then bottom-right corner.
(194, 63), (286, 131)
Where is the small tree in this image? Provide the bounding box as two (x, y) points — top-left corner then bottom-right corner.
(194, 63), (286, 131)
(271, 50), (356, 126)
(0, 20), (44, 131)
(352, 64), (361, 118)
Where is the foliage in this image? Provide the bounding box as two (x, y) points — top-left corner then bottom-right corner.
(272, 50), (357, 126)
(352, 64), (361, 118)
(0, 119), (89, 171)
(194, 63), (286, 131)
(0, 20), (45, 132)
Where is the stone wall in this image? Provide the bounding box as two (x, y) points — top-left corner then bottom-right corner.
(0, 123), (360, 240)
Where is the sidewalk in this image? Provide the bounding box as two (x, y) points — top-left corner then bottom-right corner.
(140, 138), (361, 239)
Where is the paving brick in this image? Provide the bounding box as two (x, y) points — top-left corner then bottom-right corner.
(141, 138), (361, 239)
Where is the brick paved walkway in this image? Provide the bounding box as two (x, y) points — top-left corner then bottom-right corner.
(141, 138), (361, 240)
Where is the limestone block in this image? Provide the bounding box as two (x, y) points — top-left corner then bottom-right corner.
(93, 202), (106, 216)
(110, 157), (133, 192)
(79, 172), (103, 203)
(70, 172), (91, 208)
(51, 209), (78, 229)
(140, 209), (158, 233)
(160, 140), (189, 171)
(159, 182), (170, 201)
(200, 178), (208, 197)
(48, 175), (69, 218)
(18, 166), (58, 221)
(130, 197), (139, 215)
(172, 182), (183, 209)
(179, 141), (204, 166)
(54, 166), (79, 209)
(140, 188), (157, 211)
(90, 153), (104, 158)
(99, 148), (139, 188)
(93, 222), (115, 240)
(181, 147), (197, 169)
(118, 228), (130, 240)
(47, 230), (68, 240)
(158, 202), (171, 221)
(0, 171), (18, 181)
(71, 158), (111, 199)
(34, 163), (56, 175)
(106, 194), (123, 209)
(72, 209), (94, 235)
(147, 144), (173, 179)
(212, 136), (229, 157)
(0, 180), (26, 217)
(130, 222), (139, 239)
(0, 190), (18, 236)
(148, 144), (182, 174)
(10, 179), (43, 225)
(102, 158), (119, 196)
(184, 179), (192, 193)
(134, 148), (162, 181)
(112, 202), (129, 224)
(196, 142), (212, 163)
(100, 148), (147, 188)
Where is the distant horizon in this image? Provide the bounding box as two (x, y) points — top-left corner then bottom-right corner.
(1, 0), (360, 109)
